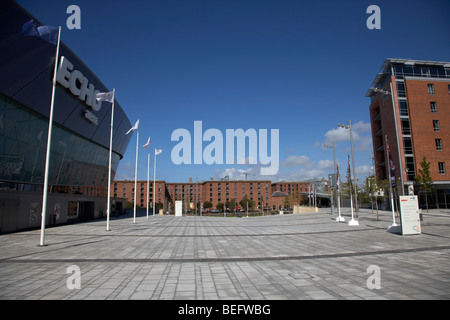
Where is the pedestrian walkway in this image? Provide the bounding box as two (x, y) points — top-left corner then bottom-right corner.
(0, 208), (449, 300)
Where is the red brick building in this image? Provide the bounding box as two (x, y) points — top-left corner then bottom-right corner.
(367, 59), (450, 208)
(270, 181), (311, 208)
(112, 180), (168, 209)
(112, 179), (312, 212)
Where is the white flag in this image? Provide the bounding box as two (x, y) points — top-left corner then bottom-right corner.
(143, 137), (151, 149)
(126, 119), (139, 135)
(96, 91), (114, 103)
(155, 149), (162, 155)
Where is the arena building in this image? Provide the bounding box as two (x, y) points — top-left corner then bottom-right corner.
(0, 1), (132, 232)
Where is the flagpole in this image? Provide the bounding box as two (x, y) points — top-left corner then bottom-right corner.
(336, 165), (344, 222)
(39, 26), (61, 247)
(385, 135), (397, 228)
(106, 88), (115, 231)
(308, 185), (311, 207)
(153, 150), (157, 216)
(348, 155), (359, 226)
(133, 123), (139, 224)
(147, 144), (150, 219)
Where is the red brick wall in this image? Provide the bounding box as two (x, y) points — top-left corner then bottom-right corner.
(405, 79), (450, 181)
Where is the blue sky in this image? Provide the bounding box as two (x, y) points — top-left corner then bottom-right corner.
(17, 0), (450, 184)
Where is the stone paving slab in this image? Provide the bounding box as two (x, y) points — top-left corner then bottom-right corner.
(0, 208), (449, 300)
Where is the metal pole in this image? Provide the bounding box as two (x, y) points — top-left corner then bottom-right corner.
(389, 83), (405, 196)
(332, 141), (337, 215)
(349, 120), (358, 216)
(39, 26), (61, 247)
(385, 135), (398, 227)
(106, 88), (115, 231)
(195, 178), (198, 216)
(133, 125), (139, 224)
(146, 144), (150, 219)
(153, 149), (156, 216)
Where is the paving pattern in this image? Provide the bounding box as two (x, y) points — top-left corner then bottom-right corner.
(1, 208), (449, 300)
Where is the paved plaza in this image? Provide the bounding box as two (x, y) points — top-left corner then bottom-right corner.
(0, 207), (449, 300)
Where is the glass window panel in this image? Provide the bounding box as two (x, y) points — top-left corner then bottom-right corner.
(0, 93), (117, 186)
(430, 67), (439, 78)
(397, 82), (406, 97)
(399, 100), (409, 116)
(413, 66), (421, 77)
(403, 66), (413, 76)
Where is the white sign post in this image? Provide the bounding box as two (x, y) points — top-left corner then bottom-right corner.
(399, 196), (421, 235)
(175, 201), (183, 217)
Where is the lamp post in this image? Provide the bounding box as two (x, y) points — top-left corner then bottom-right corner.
(337, 121), (359, 217)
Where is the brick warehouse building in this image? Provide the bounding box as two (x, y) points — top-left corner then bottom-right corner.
(112, 179), (312, 212)
(367, 58), (450, 209)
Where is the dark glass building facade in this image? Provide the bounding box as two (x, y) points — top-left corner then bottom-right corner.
(0, 1), (132, 232)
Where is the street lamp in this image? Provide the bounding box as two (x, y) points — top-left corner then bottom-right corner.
(337, 121), (359, 219)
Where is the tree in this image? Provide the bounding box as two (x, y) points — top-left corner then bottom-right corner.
(283, 197), (291, 209)
(363, 174), (375, 216)
(415, 156), (433, 212)
(216, 203), (224, 211)
(203, 201), (212, 210)
(225, 199), (236, 212)
(239, 195), (255, 211)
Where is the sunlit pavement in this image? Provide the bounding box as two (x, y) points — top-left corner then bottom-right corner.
(1, 207), (449, 300)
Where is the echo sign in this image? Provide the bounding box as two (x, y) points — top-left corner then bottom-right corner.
(56, 56), (102, 125)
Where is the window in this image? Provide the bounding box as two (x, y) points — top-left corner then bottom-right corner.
(397, 82), (406, 97)
(435, 139), (442, 150)
(428, 84), (434, 94)
(448, 84), (450, 95)
(433, 120), (440, 132)
(430, 102), (437, 113)
(401, 119), (411, 135)
(438, 162), (445, 175)
(399, 100), (409, 116)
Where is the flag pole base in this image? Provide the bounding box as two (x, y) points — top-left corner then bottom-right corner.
(387, 223), (399, 231)
(336, 216), (345, 222)
(348, 219), (359, 226)
(387, 224), (401, 234)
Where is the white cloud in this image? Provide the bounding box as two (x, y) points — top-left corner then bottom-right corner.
(316, 159), (333, 171)
(325, 127), (351, 144)
(323, 121), (372, 152)
(215, 156), (334, 183)
(356, 165), (372, 176)
(281, 155), (313, 168)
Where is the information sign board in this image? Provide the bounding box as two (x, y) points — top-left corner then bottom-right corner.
(399, 196), (421, 235)
(175, 201), (183, 217)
